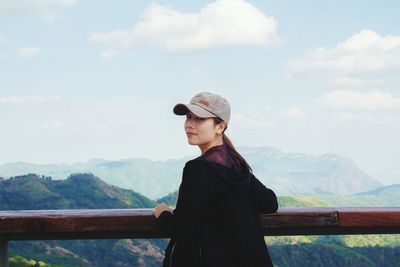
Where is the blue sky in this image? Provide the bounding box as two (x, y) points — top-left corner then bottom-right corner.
(1, 0), (399, 184)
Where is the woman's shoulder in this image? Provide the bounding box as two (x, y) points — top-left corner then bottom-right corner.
(181, 159), (217, 191)
(185, 157), (230, 168)
(184, 157), (212, 169)
(184, 157), (248, 178)
(183, 158), (224, 178)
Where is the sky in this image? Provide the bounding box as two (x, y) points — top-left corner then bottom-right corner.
(1, 0), (399, 184)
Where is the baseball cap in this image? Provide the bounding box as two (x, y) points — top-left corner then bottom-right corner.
(173, 91), (231, 124)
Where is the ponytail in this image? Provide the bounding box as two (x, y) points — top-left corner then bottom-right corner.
(214, 117), (253, 173)
(222, 133), (253, 174)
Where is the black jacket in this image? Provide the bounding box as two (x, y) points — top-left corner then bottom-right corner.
(156, 158), (278, 267)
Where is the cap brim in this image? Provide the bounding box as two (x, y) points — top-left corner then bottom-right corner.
(173, 103), (216, 118)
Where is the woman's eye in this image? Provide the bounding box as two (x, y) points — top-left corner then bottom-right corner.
(186, 114), (203, 120)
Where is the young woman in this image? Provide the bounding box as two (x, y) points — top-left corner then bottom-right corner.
(153, 92), (278, 267)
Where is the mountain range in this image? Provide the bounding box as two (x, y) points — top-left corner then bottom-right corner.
(0, 146), (387, 200)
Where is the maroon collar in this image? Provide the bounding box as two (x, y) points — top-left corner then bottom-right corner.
(197, 143), (242, 173)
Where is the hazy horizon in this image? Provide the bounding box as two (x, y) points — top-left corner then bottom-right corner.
(1, 144), (398, 186)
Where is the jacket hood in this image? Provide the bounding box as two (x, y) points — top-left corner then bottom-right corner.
(190, 158), (253, 197)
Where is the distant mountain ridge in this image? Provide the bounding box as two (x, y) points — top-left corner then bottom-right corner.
(314, 183), (400, 207)
(238, 146), (383, 196)
(0, 146), (383, 199)
(158, 183), (400, 208)
(0, 173), (155, 210)
(354, 183), (400, 196)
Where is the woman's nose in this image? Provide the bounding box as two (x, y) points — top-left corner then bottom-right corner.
(186, 124), (193, 130)
(185, 119), (194, 127)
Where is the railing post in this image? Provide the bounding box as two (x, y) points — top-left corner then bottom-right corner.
(0, 240), (8, 267)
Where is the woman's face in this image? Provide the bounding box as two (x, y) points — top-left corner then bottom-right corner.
(184, 111), (224, 145)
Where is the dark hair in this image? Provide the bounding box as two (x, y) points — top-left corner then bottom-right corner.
(213, 117), (253, 173)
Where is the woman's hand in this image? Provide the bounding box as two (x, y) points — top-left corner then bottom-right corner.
(153, 203), (174, 218)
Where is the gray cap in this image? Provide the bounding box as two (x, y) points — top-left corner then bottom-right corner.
(173, 91), (231, 124)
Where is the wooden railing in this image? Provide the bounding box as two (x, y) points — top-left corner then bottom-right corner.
(1, 207), (400, 266)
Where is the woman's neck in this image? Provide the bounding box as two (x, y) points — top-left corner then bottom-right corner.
(199, 139), (223, 155)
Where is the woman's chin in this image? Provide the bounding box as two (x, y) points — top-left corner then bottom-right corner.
(187, 139), (197, 145)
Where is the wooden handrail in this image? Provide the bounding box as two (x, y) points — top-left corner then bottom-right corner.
(0, 207), (399, 240)
(1, 207), (399, 267)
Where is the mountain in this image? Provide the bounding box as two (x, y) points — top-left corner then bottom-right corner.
(355, 183), (400, 196)
(0, 173), (155, 209)
(310, 184), (400, 207)
(238, 146), (382, 196)
(2, 173), (164, 266)
(157, 190), (178, 206)
(0, 146), (382, 199)
(0, 157), (190, 200)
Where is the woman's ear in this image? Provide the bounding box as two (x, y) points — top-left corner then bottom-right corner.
(218, 122), (227, 134)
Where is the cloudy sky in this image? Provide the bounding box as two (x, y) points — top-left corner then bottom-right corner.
(1, 0), (399, 184)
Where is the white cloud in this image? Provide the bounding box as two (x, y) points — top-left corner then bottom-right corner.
(18, 46), (40, 57)
(330, 111), (377, 122)
(317, 89), (400, 110)
(186, 68), (203, 77)
(285, 29), (400, 77)
(0, 0), (75, 13)
(99, 49), (121, 60)
(328, 76), (384, 88)
(42, 12), (59, 24)
(42, 121), (65, 130)
(0, 34), (8, 44)
(231, 111), (276, 129)
(89, 0), (280, 57)
(283, 29), (400, 125)
(0, 0), (75, 24)
(282, 106), (307, 119)
(0, 95), (62, 104)
(0, 35), (9, 59)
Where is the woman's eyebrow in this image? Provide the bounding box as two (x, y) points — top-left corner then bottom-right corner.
(187, 112), (196, 117)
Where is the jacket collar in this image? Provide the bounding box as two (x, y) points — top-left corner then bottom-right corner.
(187, 158), (253, 196)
